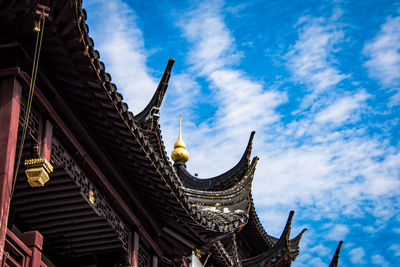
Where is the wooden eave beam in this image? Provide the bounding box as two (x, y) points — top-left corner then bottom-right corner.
(61, 243), (122, 254)
(24, 209), (92, 224)
(14, 197), (85, 211)
(38, 220), (108, 234)
(10, 67), (163, 257)
(18, 203), (90, 218)
(12, 189), (80, 205)
(52, 236), (120, 249)
(49, 231), (117, 244)
(44, 227), (113, 239)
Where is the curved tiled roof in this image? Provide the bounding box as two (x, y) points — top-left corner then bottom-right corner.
(175, 131), (255, 191)
(241, 211), (305, 267)
(180, 157), (258, 232)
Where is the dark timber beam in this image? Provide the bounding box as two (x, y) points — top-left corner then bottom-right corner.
(45, 227), (113, 239)
(61, 243), (122, 255)
(38, 220), (107, 234)
(49, 232), (116, 244)
(18, 203), (89, 218)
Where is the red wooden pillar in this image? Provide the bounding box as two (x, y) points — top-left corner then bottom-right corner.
(22, 231), (43, 267)
(0, 75), (22, 263)
(133, 232), (139, 267)
(128, 231), (140, 267)
(40, 119), (53, 161)
(152, 255), (158, 267)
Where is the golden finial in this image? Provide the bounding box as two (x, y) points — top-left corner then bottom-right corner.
(171, 115), (189, 163)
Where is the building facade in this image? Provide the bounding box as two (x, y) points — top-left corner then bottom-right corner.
(0, 1), (342, 266)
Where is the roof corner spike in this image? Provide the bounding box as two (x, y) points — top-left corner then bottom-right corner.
(329, 241), (344, 267)
(134, 58), (175, 125)
(292, 228), (307, 241)
(245, 131), (255, 159)
(238, 131), (256, 166)
(282, 210), (295, 240)
(288, 227), (307, 261)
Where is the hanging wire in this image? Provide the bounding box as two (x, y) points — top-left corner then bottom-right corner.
(10, 13), (46, 199)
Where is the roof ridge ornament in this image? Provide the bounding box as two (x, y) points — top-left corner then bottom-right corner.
(171, 115), (190, 163)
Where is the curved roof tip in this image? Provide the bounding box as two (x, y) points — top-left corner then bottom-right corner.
(329, 241), (343, 267)
(291, 228), (307, 242)
(241, 211), (296, 266)
(242, 131), (255, 163)
(134, 58), (175, 125)
(282, 210), (295, 240)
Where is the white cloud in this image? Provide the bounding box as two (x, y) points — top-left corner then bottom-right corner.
(209, 69), (286, 130)
(180, 0), (286, 134)
(180, 0), (239, 75)
(170, 3), (400, 242)
(372, 254), (390, 267)
(315, 91), (369, 124)
(286, 15), (348, 106)
(364, 15), (400, 89)
(168, 0), (287, 176)
(253, 133), (400, 211)
(349, 247), (366, 264)
(326, 224), (349, 241)
(162, 73), (201, 115)
(84, 0), (157, 114)
(307, 244), (330, 257)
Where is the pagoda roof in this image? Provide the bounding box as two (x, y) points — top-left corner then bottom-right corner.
(0, 0), (344, 264)
(1, 0), (255, 256)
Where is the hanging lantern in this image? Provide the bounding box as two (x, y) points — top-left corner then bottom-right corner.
(24, 158), (53, 187)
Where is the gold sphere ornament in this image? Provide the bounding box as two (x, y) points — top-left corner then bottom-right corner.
(171, 116), (189, 162)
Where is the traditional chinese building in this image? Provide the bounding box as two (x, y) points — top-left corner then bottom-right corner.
(0, 1), (343, 266)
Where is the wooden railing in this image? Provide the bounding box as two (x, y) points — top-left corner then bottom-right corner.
(2, 229), (47, 267)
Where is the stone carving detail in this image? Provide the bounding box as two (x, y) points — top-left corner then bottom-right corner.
(51, 138), (129, 251)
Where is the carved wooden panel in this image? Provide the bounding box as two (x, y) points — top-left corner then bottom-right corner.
(51, 138), (129, 251)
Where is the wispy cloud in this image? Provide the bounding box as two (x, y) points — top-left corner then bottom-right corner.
(364, 14), (400, 89)
(286, 15), (348, 106)
(314, 91), (369, 124)
(372, 254), (390, 267)
(166, 0), (287, 175)
(179, 0), (286, 131)
(349, 247), (366, 265)
(172, 2), (400, 243)
(84, 0), (157, 113)
(326, 224), (349, 240)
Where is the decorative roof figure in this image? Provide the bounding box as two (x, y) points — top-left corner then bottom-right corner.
(171, 115), (190, 163)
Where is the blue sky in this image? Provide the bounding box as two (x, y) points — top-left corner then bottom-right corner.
(84, 0), (400, 265)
